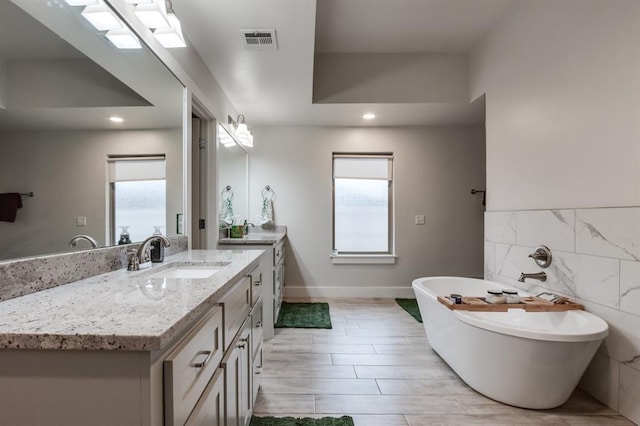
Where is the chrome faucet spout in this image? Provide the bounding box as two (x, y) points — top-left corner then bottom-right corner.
(69, 235), (99, 249)
(518, 272), (547, 283)
(137, 235), (171, 264)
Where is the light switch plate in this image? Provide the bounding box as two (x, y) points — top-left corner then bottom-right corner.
(415, 215), (425, 225)
(76, 216), (87, 226)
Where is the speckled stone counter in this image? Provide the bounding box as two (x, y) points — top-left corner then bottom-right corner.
(0, 249), (263, 352)
(219, 225), (287, 245)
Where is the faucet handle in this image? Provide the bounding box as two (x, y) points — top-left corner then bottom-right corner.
(528, 245), (552, 268)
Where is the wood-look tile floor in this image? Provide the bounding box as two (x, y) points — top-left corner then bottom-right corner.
(254, 298), (635, 426)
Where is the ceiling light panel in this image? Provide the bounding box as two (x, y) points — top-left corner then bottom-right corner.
(64, 0), (99, 5)
(154, 13), (186, 47)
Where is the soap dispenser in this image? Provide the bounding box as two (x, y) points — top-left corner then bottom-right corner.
(118, 226), (131, 245)
(150, 226), (165, 263)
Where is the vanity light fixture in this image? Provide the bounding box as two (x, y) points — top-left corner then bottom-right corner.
(110, 116), (124, 123)
(229, 114), (254, 148)
(219, 131), (236, 148)
(106, 28), (142, 49)
(362, 113), (376, 120)
(81, 1), (123, 31)
(153, 2), (186, 48)
(133, 0), (170, 29)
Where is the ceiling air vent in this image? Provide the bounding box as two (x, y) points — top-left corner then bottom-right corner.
(241, 29), (278, 50)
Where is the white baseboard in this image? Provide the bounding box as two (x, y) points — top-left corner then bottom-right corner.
(284, 286), (415, 299)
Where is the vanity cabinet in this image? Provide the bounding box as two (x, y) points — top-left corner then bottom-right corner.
(0, 253), (264, 426)
(219, 235), (286, 340)
(273, 239), (285, 323)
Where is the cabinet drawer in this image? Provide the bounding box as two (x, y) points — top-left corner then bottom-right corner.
(250, 300), (263, 359)
(247, 265), (262, 307)
(164, 307), (223, 426)
(185, 368), (225, 426)
(220, 276), (251, 350)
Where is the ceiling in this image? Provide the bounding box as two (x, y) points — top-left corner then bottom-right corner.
(173, 0), (515, 126)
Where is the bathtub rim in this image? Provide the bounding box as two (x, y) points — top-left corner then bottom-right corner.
(412, 276), (609, 343)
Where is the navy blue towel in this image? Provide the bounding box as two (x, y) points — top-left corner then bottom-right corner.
(0, 193), (23, 222)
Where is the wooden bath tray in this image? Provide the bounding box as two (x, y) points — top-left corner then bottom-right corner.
(437, 295), (584, 312)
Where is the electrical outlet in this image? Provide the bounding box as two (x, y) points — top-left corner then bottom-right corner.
(415, 215), (425, 225)
(76, 216), (87, 226)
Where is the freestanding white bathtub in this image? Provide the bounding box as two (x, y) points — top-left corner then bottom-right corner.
(412, 276), (608, 409)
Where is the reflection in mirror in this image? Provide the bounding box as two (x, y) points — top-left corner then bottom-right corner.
(217, 124), (248, 228)
(0, 1), (184, 261)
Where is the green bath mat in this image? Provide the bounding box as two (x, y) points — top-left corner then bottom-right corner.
(396, 298), (423, 323)
(250, 416), (354, 426)
(274, 302), (332, 329)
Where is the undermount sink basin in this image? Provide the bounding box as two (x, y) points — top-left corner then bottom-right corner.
(146, 264), (226, 279)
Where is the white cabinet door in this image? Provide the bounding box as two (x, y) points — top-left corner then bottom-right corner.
(185, 368), (225, 426)
(223, 320), (252, 426)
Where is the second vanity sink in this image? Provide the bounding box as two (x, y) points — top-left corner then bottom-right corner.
(141, 262), (230, 279)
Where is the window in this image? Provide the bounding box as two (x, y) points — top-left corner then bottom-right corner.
(333, 154), (394, 259)
(108, 155), (166, 244)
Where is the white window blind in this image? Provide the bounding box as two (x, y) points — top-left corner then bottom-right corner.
(108, 156), (166, 183)
(333, 156), (392, 180)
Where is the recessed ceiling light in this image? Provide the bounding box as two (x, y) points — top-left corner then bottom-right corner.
(362, 113), (376, 120)
(110, 116), (124, 123)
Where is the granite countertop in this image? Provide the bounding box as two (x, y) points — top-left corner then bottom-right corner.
(0, 250), (263, 352)
(219, 226), (287, 246)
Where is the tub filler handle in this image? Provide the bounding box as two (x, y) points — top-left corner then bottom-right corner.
(528, 245), (552, 268)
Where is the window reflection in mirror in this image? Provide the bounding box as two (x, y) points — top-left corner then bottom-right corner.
(0, 1), (185, 261)
(217, 124), (248, 229)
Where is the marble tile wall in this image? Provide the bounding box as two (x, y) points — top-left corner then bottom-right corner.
(485, 208), (640, 424)
(0, 235), (188, 302)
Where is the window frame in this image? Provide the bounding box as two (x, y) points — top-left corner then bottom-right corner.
(332, 153), (395, 262)
(107, 154), (167, 245)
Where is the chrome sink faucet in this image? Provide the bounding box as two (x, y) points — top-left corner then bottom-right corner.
(518, 272), (547, 282)
(69, 234), (99, 249)
(127, 235), (170, 271)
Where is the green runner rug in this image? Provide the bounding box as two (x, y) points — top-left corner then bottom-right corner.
(250, 416), (354, 426)
(274, 302), (332, 329)
(395, 298), (423, 323)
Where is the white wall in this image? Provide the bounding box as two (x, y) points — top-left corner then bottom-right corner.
(314, 53), (468, 103)
(248, 126), (485, 297)
(471, 0), (640, 422)
(471, 0), (640, 211)
(0, 128), (182, 259)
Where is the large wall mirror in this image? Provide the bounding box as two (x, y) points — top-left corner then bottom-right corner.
(0, 0), (185, 261)
(217, 124), (248, 229)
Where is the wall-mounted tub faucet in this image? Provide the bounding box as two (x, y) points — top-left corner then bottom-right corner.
(518, 272), (547, 282)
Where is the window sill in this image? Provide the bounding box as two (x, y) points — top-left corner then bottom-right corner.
(331, 254), (397, 265)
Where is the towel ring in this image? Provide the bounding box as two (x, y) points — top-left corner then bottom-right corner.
(262, 185), (275, 200)
(221, 185), (233, 200)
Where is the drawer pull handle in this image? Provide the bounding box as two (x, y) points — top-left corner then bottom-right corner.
(190, 350), (213, 368)
(255, 369), (261, 375)
(236, 342), (246, 349)
(256, 321), (262, 327)
(254, 280), (262, 286)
